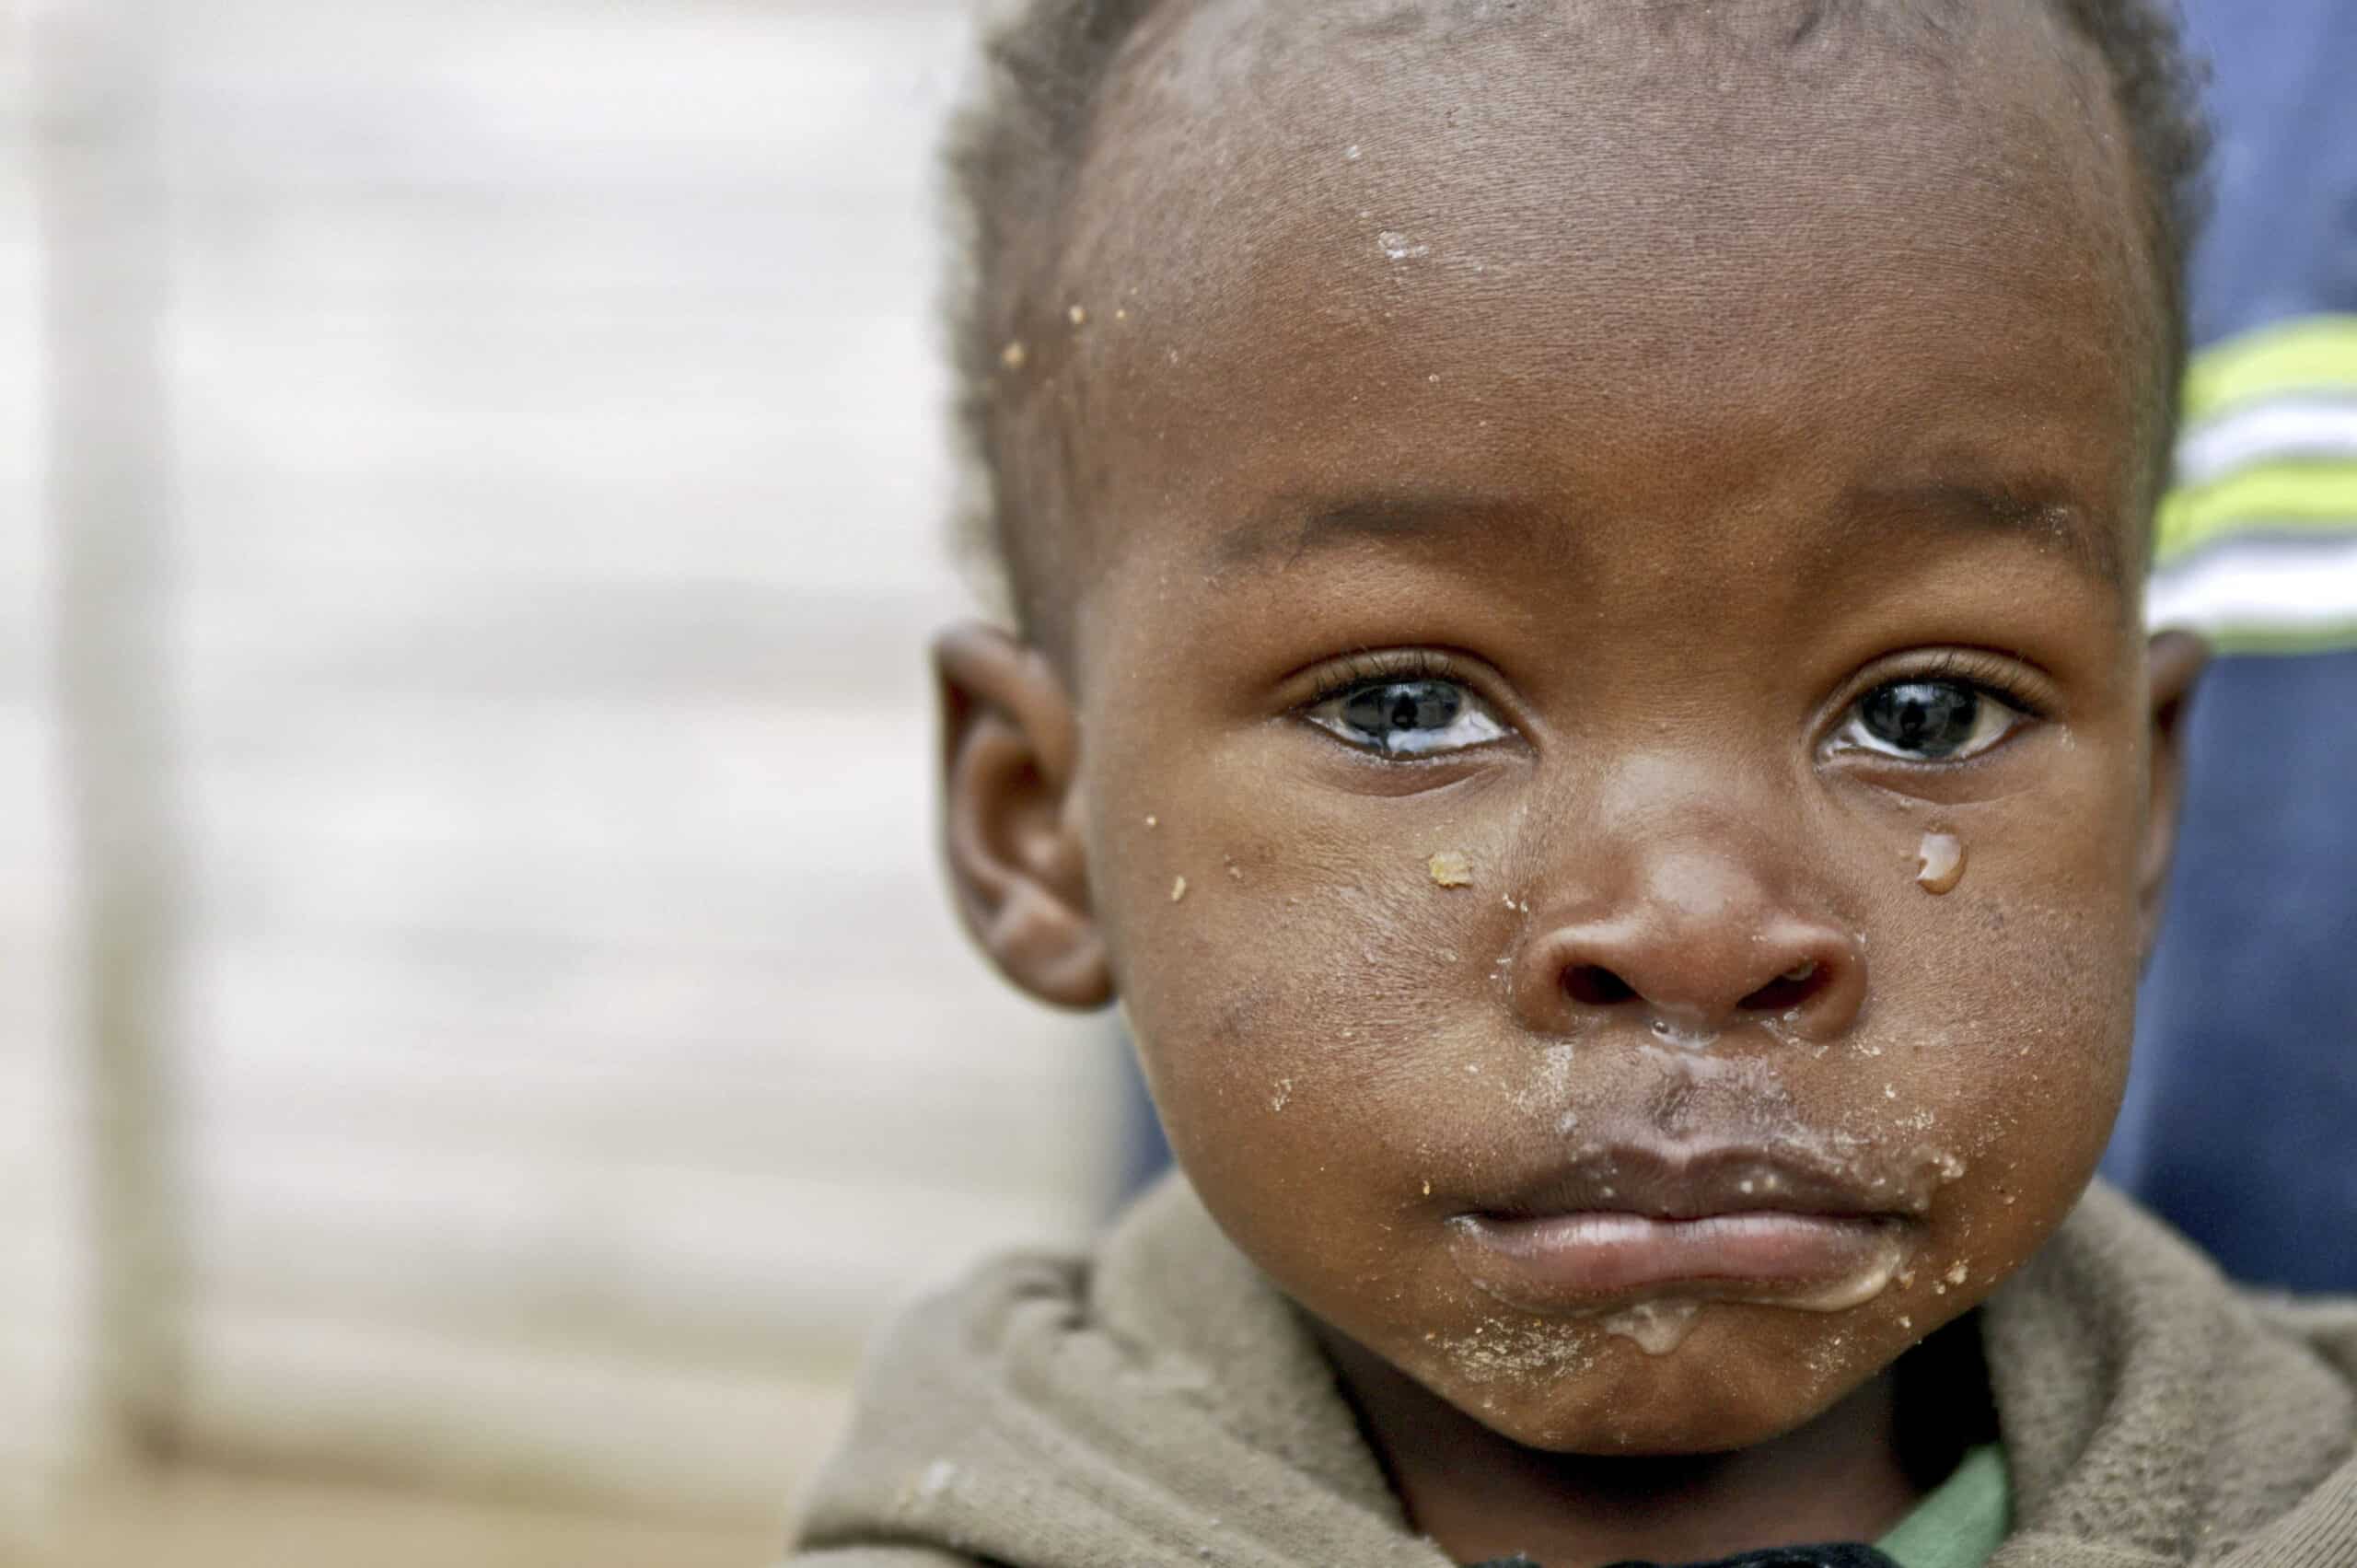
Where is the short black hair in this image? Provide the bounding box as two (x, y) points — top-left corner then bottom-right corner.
(942, 0), (2209, 633)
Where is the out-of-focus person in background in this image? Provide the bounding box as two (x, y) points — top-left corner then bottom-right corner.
(8, 2), (1123, 1563)
(2100, 0), (2357, 1295)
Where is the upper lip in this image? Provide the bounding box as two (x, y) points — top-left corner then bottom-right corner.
(1467, 1137), (1933, 1224)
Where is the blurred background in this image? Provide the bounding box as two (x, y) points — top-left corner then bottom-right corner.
(3, 0), (1125, 1562)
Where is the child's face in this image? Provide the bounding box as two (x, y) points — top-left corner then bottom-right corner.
(946, 0), (2199, 1455)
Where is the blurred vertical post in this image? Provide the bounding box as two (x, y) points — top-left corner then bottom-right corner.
(1, 2), (92, 1552)
(0, 0), (92, 1550)
(29, 0), (182, 1522)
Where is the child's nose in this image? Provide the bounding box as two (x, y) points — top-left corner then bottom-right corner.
(1507, 848), (1866, 1046)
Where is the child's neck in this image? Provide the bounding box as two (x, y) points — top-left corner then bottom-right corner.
(1320, 1325), (1987, 1568)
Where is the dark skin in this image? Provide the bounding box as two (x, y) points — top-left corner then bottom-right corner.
(939, 1), (2205, 1562)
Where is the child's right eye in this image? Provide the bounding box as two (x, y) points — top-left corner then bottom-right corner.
(1306, 678), (1508, 757)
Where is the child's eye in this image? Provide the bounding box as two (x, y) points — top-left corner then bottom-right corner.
(1306, 678), (1507, 757)
(1833, 679), (2025, 761)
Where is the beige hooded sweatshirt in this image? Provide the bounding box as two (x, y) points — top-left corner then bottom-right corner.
(789, 1178), (2357, 1568)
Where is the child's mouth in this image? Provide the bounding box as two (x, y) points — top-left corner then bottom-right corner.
(1443, 1140), (1929, 1314)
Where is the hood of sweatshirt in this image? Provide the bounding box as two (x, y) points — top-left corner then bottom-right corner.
(790, 1178), (2357, 1568)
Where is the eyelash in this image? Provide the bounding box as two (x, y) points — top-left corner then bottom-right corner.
(1852, 648), (2049, 722)
(1818, 646), (2054, 768)
(1295, 648), (1515, 760)
(1292, 646), (2050, 760)
(1302, 647), (1466, 705)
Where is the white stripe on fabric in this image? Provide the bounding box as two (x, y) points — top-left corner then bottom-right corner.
(2174, 398), (2357, 488)
(2145, 530), (2357, 637)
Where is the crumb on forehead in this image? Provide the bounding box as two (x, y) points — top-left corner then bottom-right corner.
(940, 0), (2206, 645)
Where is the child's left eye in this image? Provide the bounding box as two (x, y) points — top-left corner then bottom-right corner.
(1306, 678), (1508, 757)
(1832, 678), (2026, 761)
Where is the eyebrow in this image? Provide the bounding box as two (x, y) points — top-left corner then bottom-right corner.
(1210, 492), (1551, 574)
(1210, 480), (2125, 586)
(1860, 481), (2126, 586)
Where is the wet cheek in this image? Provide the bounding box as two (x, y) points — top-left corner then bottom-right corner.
(1877, 899), (2129, 1156)
(1960, 897), (2133, 1184)
(1859, 804), (2141, 1289)
(1095, 794), (1515, 1184)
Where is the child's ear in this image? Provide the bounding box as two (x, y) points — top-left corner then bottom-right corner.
(934, 621), (1111, 1009)
(2137, 629), (2209, 962)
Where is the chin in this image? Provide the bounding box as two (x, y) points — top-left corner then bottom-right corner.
(1406, 1309), (1889, 1456)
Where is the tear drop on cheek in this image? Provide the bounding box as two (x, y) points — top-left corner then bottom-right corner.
(1915, 831), (1967, 895)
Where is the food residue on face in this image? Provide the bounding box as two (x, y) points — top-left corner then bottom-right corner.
(1170, 875), (1188, 902)
(1428, 850), (1475, 888)
(1000, 340), (1027, 369)
(1597, 1299), (1701, 1356)
(1916, 830), (1967, 894)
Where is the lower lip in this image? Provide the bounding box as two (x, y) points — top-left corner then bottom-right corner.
(1449, 1211), (1902, 1309)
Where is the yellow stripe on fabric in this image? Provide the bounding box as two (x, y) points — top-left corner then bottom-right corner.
(2199, 618), (2357, 657)
(2154, 459), (2357, 564)
(2181, 314), (2357, 424)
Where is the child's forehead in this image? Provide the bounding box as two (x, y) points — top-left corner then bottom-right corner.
(1062, 0), (2144, 331)
(1033, 0), (2157, 609)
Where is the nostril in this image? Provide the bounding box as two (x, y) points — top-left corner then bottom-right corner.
(1738, 958), (1827, 1015)
(1562, 964), (1636, 1007)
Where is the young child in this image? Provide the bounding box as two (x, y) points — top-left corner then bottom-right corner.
(792, 1), (2357, 1563)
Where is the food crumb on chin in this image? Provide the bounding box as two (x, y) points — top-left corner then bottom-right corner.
(1428, 850), (1475, 888)
(1170, 875), (1188, 902)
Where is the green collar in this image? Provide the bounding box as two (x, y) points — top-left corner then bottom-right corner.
(1875, 1444), (2010, 1568)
